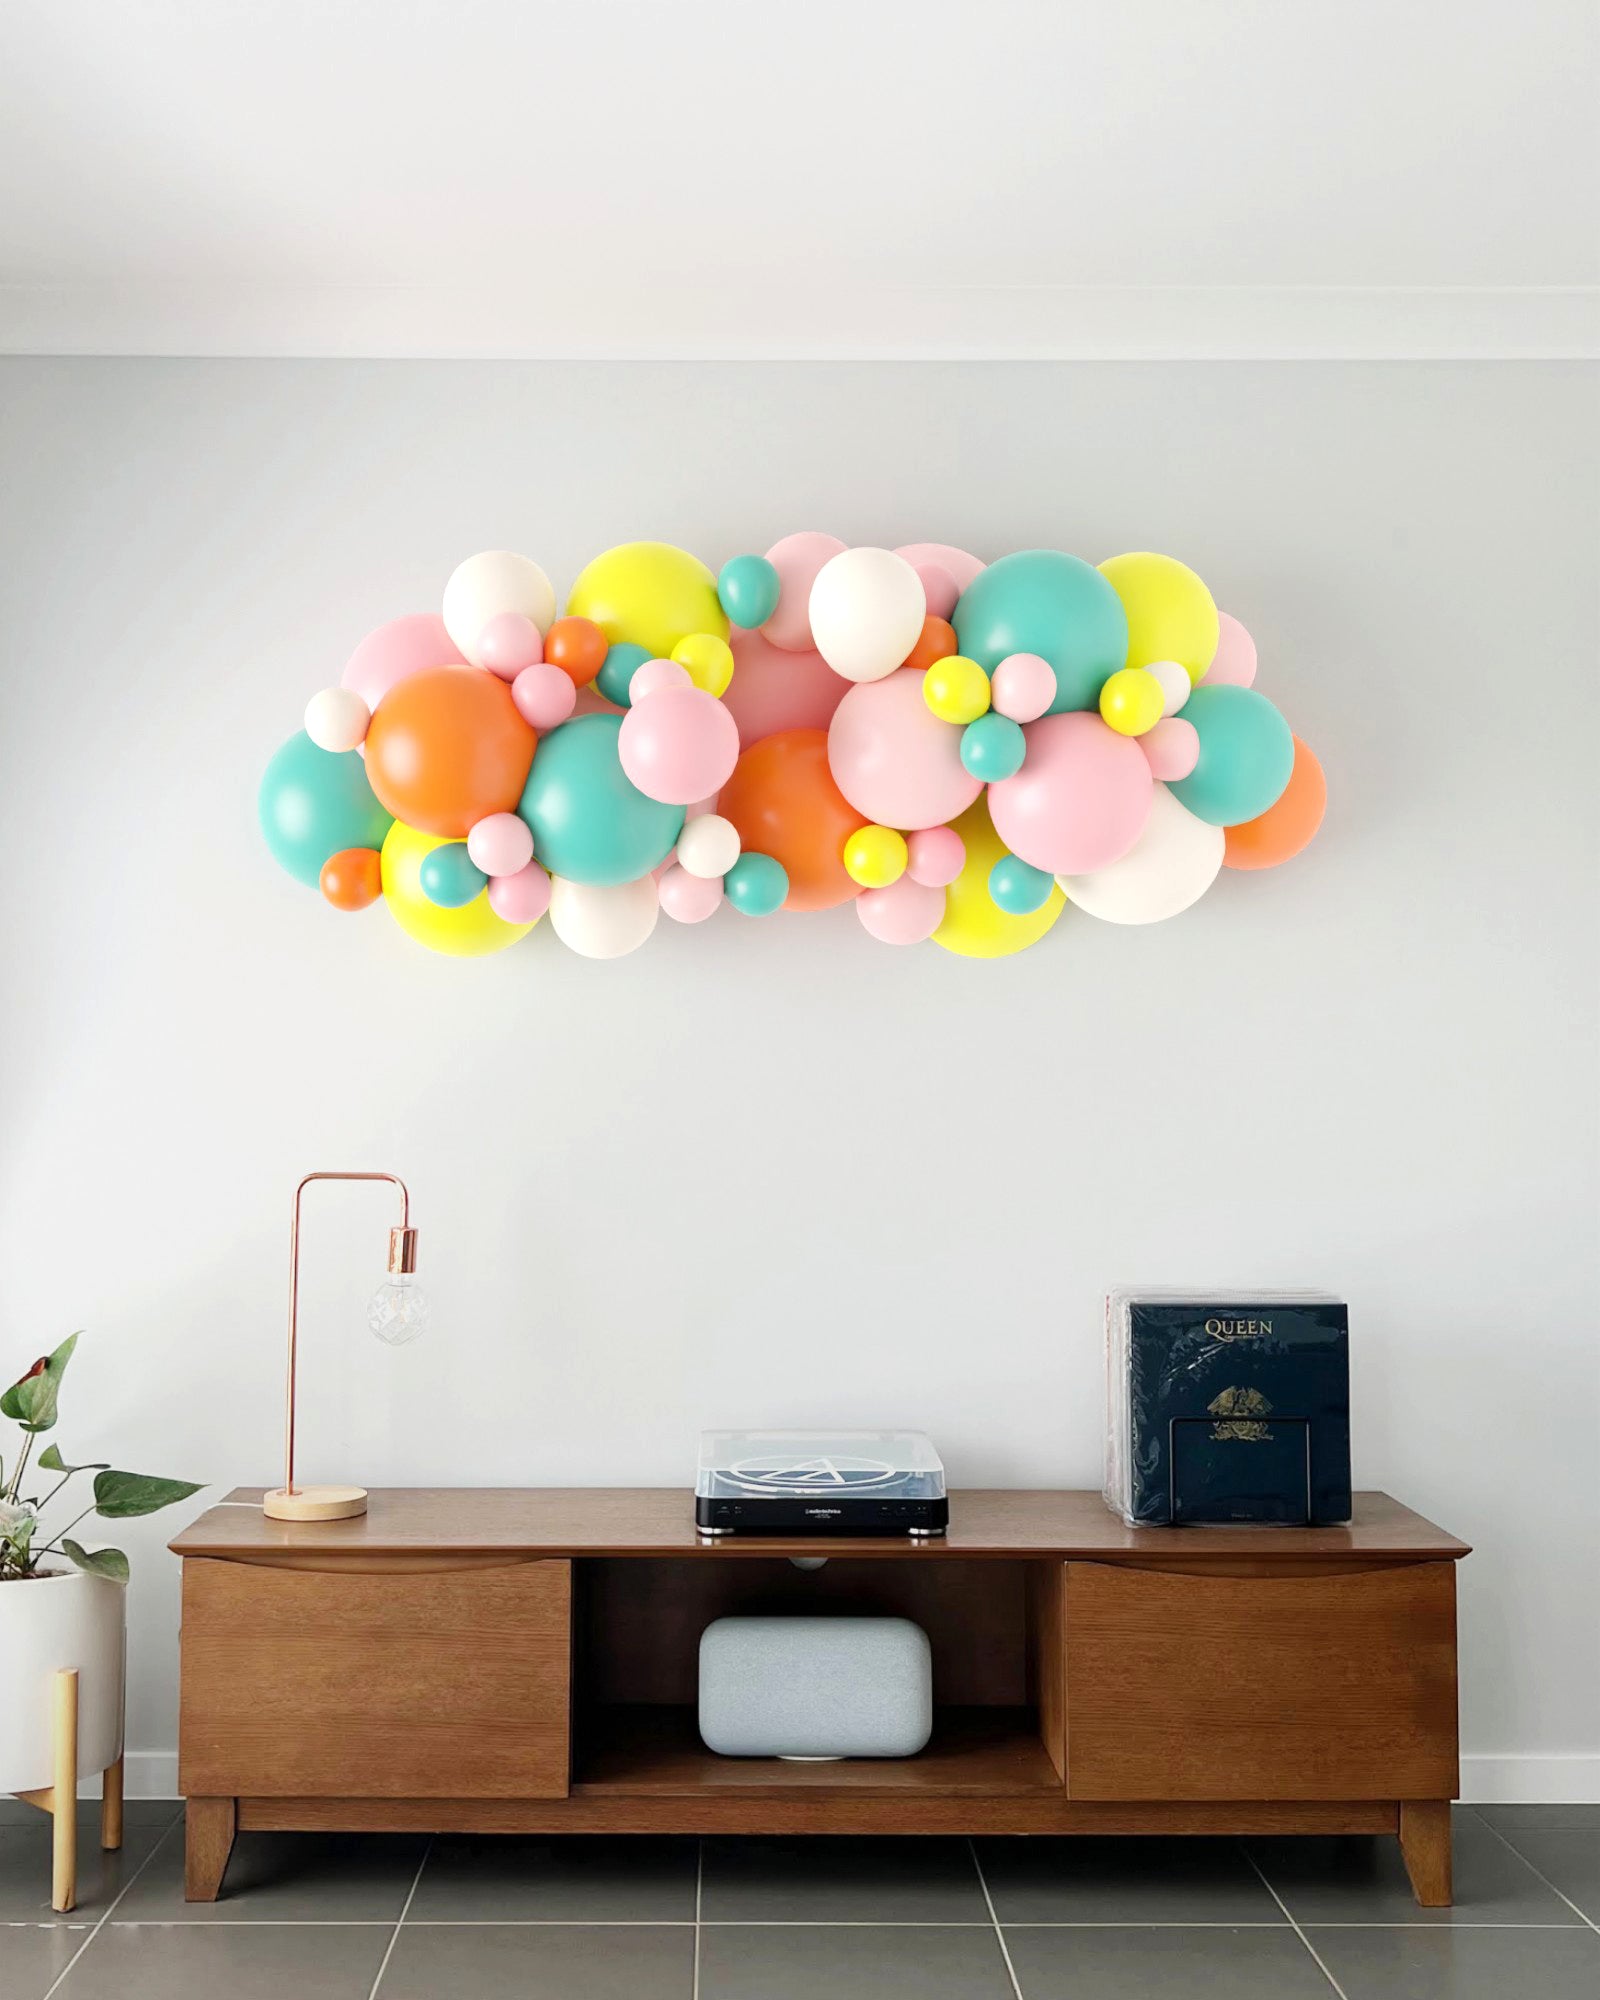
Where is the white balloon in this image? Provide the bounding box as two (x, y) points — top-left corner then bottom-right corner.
(304, 686), (370, 751)
(442, 550), (557, 666)
(807, 547), (926, 683)
(1058, 784), (1223, 924)
(548, 875), (659, 958)
(675, 813), (741, 880)
(1147, 659), (1192, 717)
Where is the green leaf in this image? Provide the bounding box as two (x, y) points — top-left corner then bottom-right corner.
(92, 1469), (203, 1519)
(61, 1538), (129, 1584)
(1, 1333), (80, 1433)
(38, 1444), (107, 1474)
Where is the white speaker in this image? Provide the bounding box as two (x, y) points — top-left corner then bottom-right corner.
(697, 1615), (933, 1759)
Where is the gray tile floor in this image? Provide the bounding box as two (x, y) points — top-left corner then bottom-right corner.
(0, 1803), (1596, 1999)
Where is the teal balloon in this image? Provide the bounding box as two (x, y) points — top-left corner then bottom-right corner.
(1168, 685), (1295, 826)
(724, 851), (788, 916)
(718, 553), (781, 629)
(953, 550), (1127, 713)
(419, 842), (488, 909)
(594, 641), (651, 709)
(960, 712), (1026, 781)
(258, 730), (393, 889)
(518, 713), (683, 885)
(988, 852), (1055, 916)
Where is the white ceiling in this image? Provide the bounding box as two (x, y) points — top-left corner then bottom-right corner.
(2, 0), (1595, 358)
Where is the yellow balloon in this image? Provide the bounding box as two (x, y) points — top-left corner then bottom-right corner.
(843, 824), (908, 888)
(380, 821), (535, 957)
(932, 797), (1065, 959)
(566, 542), (729, 660)
(1098, 665), (1164, 737)
(922, 655), (991, 725)
(671, 630), (735, 698)
(1098, 551), (1219, 682)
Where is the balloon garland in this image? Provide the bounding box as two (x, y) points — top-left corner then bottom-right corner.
(260, 539), (1325, 960)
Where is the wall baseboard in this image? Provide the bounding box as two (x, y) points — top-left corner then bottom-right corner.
(97, 1749), (1599, 1806)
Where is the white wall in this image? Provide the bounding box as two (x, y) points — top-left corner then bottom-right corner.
(0, 358), (1595, 1799)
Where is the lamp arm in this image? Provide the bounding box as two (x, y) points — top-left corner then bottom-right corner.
(284, 1173), (411, 1498)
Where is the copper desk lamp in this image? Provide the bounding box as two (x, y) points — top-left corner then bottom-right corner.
(263, 1172), (427, 1523)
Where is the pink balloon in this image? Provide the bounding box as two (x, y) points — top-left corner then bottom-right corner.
(630, 657), (691, 703)
(476, 612), (544, 679)
(1139, 715), (1200, 781)
(827, 667), (983, 831)
(720, 625), (848, 747)
(857, 875), (945, 945)
(511, 660), (578, 730)
(990, 652), (1057, 724)
(894, 543), (986, 598)
(619, 685), (740, 806)
(341, 613), (466, 713)
(912, 562), (959, 620)
(487, 859), (551, 925)
(466, 811), (534, 878)
(906, 825), (966, 888)
(988, 712), (1153, 875)
(1201, 611), (1257, 688)
(658, 864), (723, 923)
(762, 531), (847, 651)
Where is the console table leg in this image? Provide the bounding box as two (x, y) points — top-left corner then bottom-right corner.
(1399, 1799), (1452, 1906)
(185, 1796), (237, 1902)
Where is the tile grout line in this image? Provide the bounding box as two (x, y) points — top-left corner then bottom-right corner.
(691, 1838), (703, 2000)
(1242, 1844), (1351, 2000)
(364, 1835), (432, 2000)
(1473, 1813), (1600, 1935)
(967, 1839), (1026, 2000)
(39, 1804), (185, 2000)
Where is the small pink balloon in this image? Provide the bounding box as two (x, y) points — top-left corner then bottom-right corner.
(1201, 611), (1257, 688)
(658, 864), (723, 923)
(476, 611), (544, 679)
(988, 711), (1153, 875)
(512, 661), (578, 731)
(721, 625), (848, 746)
(619, 684), (740, 806)
(894, 542), (986, 597)
(466, 811), (534, 877)
(1139, 715), (1200, 781)
(827, 667), (983, 831)
(685, 794), (719, 820)
(912, 562), (959, 620)
(905, 825), (966, 888)
(487, 859), (551, 925)
(341, 613), (466, 712)
(630, 657), (691, 703)
(990, 652), (1057, 724)
(762, 530), (847, 651)
(857, 875), (945, 945)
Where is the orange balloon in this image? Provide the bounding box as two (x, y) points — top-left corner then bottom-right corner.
(901, 615), (958, 676)
(320, 846), (382, 911)
(544, 616), (608, 688)
(716, 728), (867, 912)
(1224, 735), (1326, 870)
(364, 666), (535, 838)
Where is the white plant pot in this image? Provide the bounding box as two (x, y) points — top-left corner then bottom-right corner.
(0, 1569), (125, 1793)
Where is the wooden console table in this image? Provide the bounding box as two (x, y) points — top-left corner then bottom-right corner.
(171, 1489), (1468, 1904)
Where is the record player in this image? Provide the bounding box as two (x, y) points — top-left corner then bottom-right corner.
(695, 1429), (948, 1536)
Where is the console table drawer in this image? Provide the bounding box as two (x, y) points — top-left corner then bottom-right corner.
(180, 1557), (571, 1798)
(1062, 1560), (1457, 1801)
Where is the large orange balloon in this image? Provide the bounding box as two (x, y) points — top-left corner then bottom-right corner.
(716, 728), (867, 912)
(1223, 735), (1326, 870)
(364, 666), (535, 838)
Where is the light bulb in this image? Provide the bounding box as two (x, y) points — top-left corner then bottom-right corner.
(367, 1271), (430, 1346)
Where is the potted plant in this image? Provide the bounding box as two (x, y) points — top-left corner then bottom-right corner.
(2, 1332), (199, 1905)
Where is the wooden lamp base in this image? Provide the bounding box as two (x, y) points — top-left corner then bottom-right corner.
(263, 1485), (368, 1522)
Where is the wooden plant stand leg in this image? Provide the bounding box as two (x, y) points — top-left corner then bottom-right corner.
(10, 1670), (81, 1912)
(185, 1796), (237, 1902)
(1399, 1799), (1452, 1906)
(101, 1754), (124, 1851)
